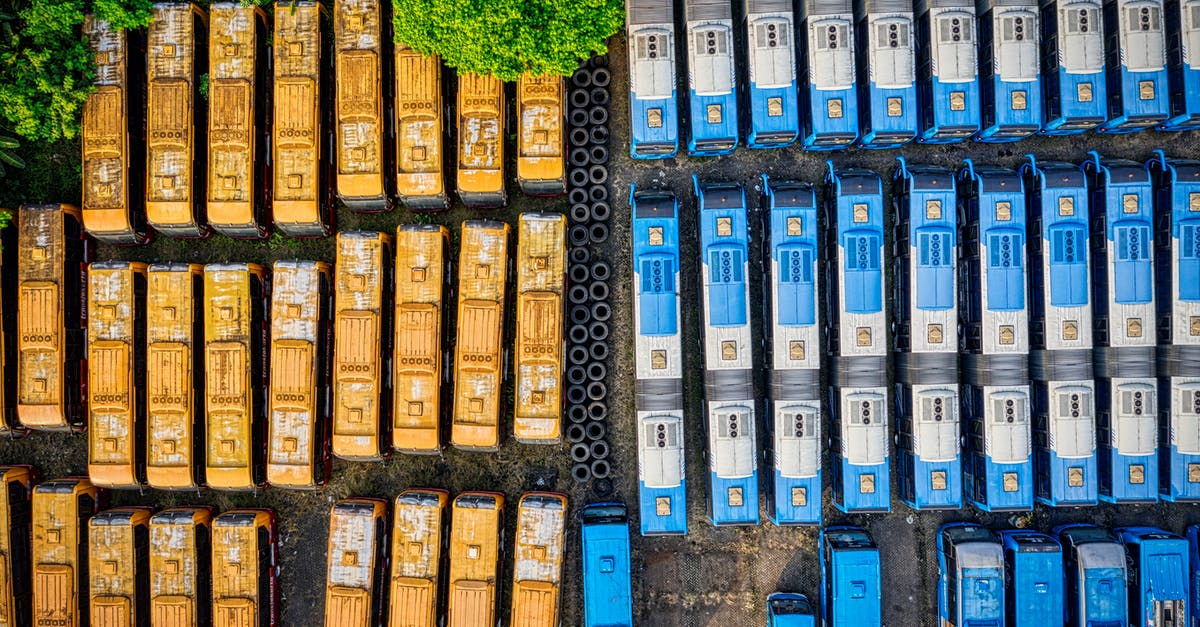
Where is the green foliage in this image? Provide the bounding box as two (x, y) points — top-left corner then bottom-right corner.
(198, 73), (210, 100)
(0, 208), (11, 232)
(0, 134), (24, 177)
(0, 138), (81, 210)
(392, 0), (623, 82)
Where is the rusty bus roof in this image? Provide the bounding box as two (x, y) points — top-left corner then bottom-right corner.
(452, 221), (509, 451)
(334, 0), (387, 207)
(516, 75), (565, 188)
(326, 497), (386, 625)
(89, 507), (152, 626)
(447, 491), (504, 626)
(395, 45), (445, 205)
(149, 506), (213, 625)
(213, 508), (275, 626)
(273, 1), (329, 234)
(390, 488), (448, 626)
(511, 492), (567, 627)
(456, 72), (505, 204)
(32, 477), (100, 626)
(513, 214), (566, 442)
(145, 264), (203, 490)
(393, 225), (448, 454)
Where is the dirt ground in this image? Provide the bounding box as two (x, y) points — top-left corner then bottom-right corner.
(3, 32), (1200, 627)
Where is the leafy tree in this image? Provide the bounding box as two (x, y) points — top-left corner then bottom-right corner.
(392, 0), (623, 82)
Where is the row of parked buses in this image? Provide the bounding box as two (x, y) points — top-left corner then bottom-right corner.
(4, 206), (567, 489)
(80, 1), (567, 245)
(323, 490), (567, 627)
(0, 469), (277, 627)
(630, 150), (1200, 534)
(626, 0), (1200, 157)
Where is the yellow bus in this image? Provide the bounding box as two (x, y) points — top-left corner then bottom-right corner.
(212, 508), (278, 627)
(0, 466), (35, 627)
(149, 506), (213, 626)
(452, 220), (509, 452)
(146, 2), (209, 238)
(510, 492), (567, 626)
(208, 2), (272, 239)
(88, 506), (152, 626)
(17, 203), (91, 431)
(395, 44), (447, 211)
(146, 263), (206, 490)
(389, 488), (448, 627)
(516, 75), (566, 196)
(325, 498), (389, 627)
(81, 17), (149, 245)
(393, 225), (449, 454)
(267, 260), (333, 489)
(204, 263), (268, 490)
(333, 232), (394, 461)
(273, 0), (335, 237)
(456, 72), (506, 208)
(31, 477), (102, 627)
(87, 261), (148, 489)
(447, 491), (504, 627)
(334, 0), (391, 212)
(513, 213), (566, 444)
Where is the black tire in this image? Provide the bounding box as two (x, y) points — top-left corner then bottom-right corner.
(589, 185), (610, 203)
(566, 422), (587, 442)
(590, 261), (611, 281)
(589, 222), (610, 245)
(589, 438), (610, 460)
(568, 323), (590, 344)
(586, 361), (607, 381)
(590, 55), (610, 68)
(591, 68), (611, 88)
(570, 304), (591, 326)
(569, 108), (590, 127)
(585, 420), (607, 441)
(566, 384), (588, 405)
(570, 127), (591, 148)
(570, 203), (590, 223)
(572, 462), (592, 483)
(589, 87), (610, 107)
(587, 401), (608, 421)
(567, 284), (589, 305)
(589, 281), (609, 301)
(570, 89), (591, 109)
(568, 224), (590, 247)
(590, 126), (610, 145)
(568, 345), (590, 366)
(588, 165), (609, 185)
(589, 145), (609, 165)
(568, 404), (589, 424)
(569, 168), (590, 188)
(590, 459), (611, 480)
(571, 68), (592, 89)
(569, 147), (591, 167)
(569, 264), (591, 284)
(589, 340), (609, 362)
(586, 380), (607, 401)
(570, 246), (590, 265)
(567, 365), (588, 385)
(589, 106), (609, 126)
(590, 201), (611, 222)
(570, 441), (591, 462)
(589, 301), (611, 322)
(568, 187), (589, 205)
(588, 321), (610, 342)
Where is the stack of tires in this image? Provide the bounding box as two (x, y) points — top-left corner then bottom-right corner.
(565, 55), (613, 496)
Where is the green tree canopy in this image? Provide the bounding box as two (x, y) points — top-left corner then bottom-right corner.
(392, 0), (624, 82)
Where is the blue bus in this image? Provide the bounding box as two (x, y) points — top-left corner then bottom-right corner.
(797, 0), (859, 148)
(744, 0), (799, 147)
(767, 592), (817, 627)
(1096, 0), (1169, 132)
(695, 176), (759, 526)
(1039, 0), (1108, 134)
(892, 159), (962, 511)
(685, 0), (739, 155)
(976, 0), (1044, 141)
(1185, 525), (1200, 625)
(958, 161), (1035, 512)
(854, 0), (919, 148)
(1116, 526), (1190, 627)
(1001, 530), (1065, 626)
(1146, 152), (1200, 503)
(937, 523), (1005, 627)
(627, 0), (680, 158)
(820, 526), (882, 627)
(581, 503), (634, 627)
(1162, 0), (1200, 130)
(630, 185), (688, 535)
(1022, 156), (1099, 508)
(1083, 152), (1159, 504)
(764, 176), (822, 525)
(824, 164), (891, 514)
(1055, 524), (1129, 627)
(915, 0), (980, 142)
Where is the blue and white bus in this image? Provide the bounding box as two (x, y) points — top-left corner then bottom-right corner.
(1116, 526), (1190, 627)
(1001, 530), (1065, 626)
(627, 0), (680, 158)
(915, 0), (980, 142)
(1185, 524), (1200, 624)
(631, 185), (688, 535)
(892, 159), (962, 511)
(937, 523), (1005, 627)
(581, 502), (634, 627)
(685, 0), (739, 155)
(1083, 152), (1159, 504)
(798, 0), (859, 148)
(824, 163), (890, 513)
(820, 526), (883, 627)
(1055, 524), (1129, 627)
(745, 0), (799, 147)
(1146, 152), (1200, 503)
(1022, 156), (1099, 507)
(764, 176), (822, 526)
(695, 176), (759, 526)
(958, 161), (1034, 512)
(1039, 0), (1107, 133)
(1162, 0), (1200, 130)
(855, 0), (919, 148)
(976, 0), (1043, 140)
(1097, 0), (1169, 132)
